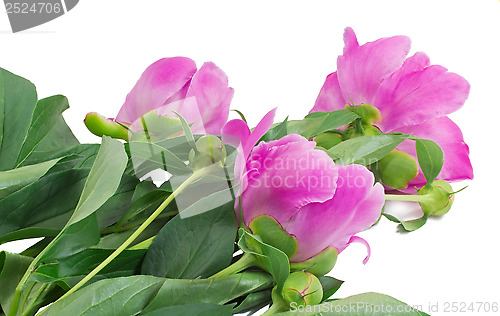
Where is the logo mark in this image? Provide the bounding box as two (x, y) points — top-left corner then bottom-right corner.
(4, 0), (79, 33)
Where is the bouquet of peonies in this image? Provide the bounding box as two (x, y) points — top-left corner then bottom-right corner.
(0, 28), (472, 316)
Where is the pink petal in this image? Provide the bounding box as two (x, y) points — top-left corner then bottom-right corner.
(337, 27), (411, 106)
(346, 236), (371, 265)
(116, 57), (197, 125)
(240, 134), (338, 227)
(243, 108), (277, 159)
(375, 56), (470, 131)
(310, 72), (346, 113)
(221, 119), (251, 149)
(396, 116), (473, 189)
(284, 164), (384, 262)
(185, 62), (234, 134)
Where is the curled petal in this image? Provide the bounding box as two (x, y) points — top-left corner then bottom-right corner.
(346, 236), (371, 265)
(116, 57), (197, 125)
(395, 116), (473, 190)
(337, 27), (411, 106)
(240, 134), (338, 228)
(284, 164), (385, 262)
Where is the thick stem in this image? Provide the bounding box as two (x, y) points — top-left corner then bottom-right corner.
(209, 252), (257, 278)
(385, 194), (430, 203)
(261, 301), (288, 315)
(54, 169), (208, 302)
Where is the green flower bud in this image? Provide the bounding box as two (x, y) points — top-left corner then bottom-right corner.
(84, 112), (129, 141)
(345, 104), (381, 124)
(377, 150), (418, 189)
(313, 133), (342, 150)
(282, 271), (323, 308)
(188, 135), (226, 170)
(418, 180), (454, 216)
(290, 247), (338, 276)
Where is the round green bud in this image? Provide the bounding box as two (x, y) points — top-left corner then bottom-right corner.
(188, 135), (226, 170)
(345, 104), (381, 124)
(313, 133), (342, 150)
(290, 247), (338, 276)
(282, 272), (323, 308)
(84, 112), (129, 141)
(377, 150), (418, 189)
(418, 180), (454, 216)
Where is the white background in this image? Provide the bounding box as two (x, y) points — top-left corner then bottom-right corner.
(1, 1), (499, 315)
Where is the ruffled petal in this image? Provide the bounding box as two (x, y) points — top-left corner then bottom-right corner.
(375, 55), (470, 131)
(284, 164), (384, 262)
(337, 27), (411, 106)
(243, 108), (277, 159)
(116, 57), (197, 125)
(185, 62), (234, 134)
(240, 134), (338, 227)
(395, 116), (473, 189)
(310, 72), (346, 113)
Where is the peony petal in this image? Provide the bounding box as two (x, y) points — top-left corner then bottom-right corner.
(395, 116), (473, 189)
(337, 28), (411, 106)
(240, 134), (338, 227)
(310, 72), (347, 113)
(222, 119), (251, 149)
(116, 57), (197, 125)
(346, 236), (371, 265)
(243, 108), (277, 159)
(284, 164), (384, 262)
(375, 57), (470, 131)
(185, 62), (234, 134)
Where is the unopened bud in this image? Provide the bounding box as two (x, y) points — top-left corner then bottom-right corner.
(290, 247), (338, 276)
(189, 135), (226, 170)
(84, 112), (129, 141)
(378, 150), (418, 189)
(418, 180), (454, 216)
(346, 104), (381, 124)
(282, 271), (323, 308)
(314, 133), (342, 150)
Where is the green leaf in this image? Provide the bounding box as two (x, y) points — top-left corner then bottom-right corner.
(31, 248), (146, 284)
(142, 304), (233, 316)
(173, 111), (197, 149)
(261, 117), (289, 142)
(0, 251), (32, 312)
(0, 251), (63, 316)
(289, 110), (359, 139)
(276, 292), (428, 315)
(0, 157), (62, 199)
(238, 229), (290, 293)
(318, 276), (343, 301)
(0, 67), (38, 170)
(40, 276), (165, 316)
(141, 201), (237, 279)
(327, 135), (409, 165)
(0, 68), (79, 170)
(36, 137), (128, 263)
(127, 141), (192, 176)
(233, 289), (272, 314)
(142, 272), (273, 313)
(382, 213), (429, 232)
(415, 139), (444, 184)
(16, 95), (77, 167)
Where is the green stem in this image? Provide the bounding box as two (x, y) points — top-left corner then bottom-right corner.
(210, 252), (257, 278)
(55, 169), (206, 301)
(102, 210), (177, 234)
(385, 194), (430, 203)
(261, 302), (287, 315)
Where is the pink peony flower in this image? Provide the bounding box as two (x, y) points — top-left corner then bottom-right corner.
(223, 110), (385, 263)
(116, 57), (233, 134)
(310, 28), (473, 188)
